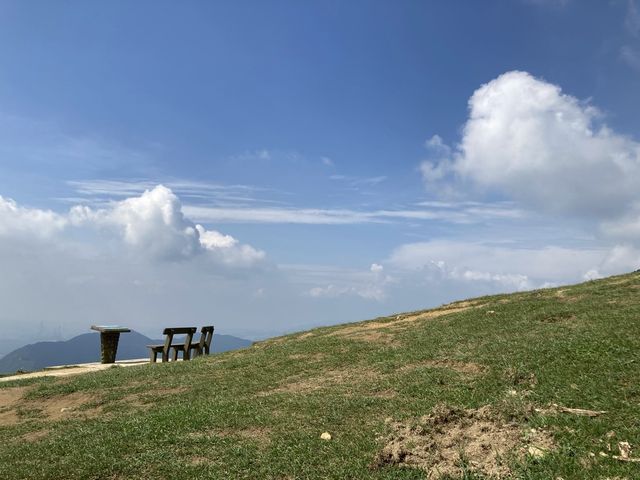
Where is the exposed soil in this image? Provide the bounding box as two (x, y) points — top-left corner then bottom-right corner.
(0, 386), (102, 426)
(0, 386), (30, 426)
(374, 405), (554, 479)
(554, 289), (584, 303)
(19, 429), (49, 442)
(330, 304), (478, 342)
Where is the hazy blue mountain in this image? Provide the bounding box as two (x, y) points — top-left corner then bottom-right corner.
(0, 331), (252, 374)
(0, 338), (20, 359)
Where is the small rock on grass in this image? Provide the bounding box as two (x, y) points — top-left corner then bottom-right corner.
(320, 432), (332, 441)
(528, 446), (546, 458)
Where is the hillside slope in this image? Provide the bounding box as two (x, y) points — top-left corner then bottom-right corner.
(1, 273), (639, 479)
(0, 332), (252, 374)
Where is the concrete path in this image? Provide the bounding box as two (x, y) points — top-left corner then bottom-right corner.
(0, 358), (154, 383)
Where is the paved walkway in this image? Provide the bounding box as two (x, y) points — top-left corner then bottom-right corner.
(0, 358), (153, 383)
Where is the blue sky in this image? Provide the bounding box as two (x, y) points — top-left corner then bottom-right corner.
(0, 0), (639, 346)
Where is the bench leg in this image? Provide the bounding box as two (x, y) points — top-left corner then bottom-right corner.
(149, 350), (157, 363)
(172, 348), (178, 362)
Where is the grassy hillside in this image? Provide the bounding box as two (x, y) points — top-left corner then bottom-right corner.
(1, 272), (639, 479)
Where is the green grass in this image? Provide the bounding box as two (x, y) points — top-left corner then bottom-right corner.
(1, 272), (639, 479)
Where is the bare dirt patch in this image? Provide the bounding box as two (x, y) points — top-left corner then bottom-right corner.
(330, 305), (479, 342)
(258, 367), (378, 396)
(39, 392), (102, 421)
(443, 300), (485, 309)
(19, 429), (49, 442)
(554, 289), (584, 303)
(0, 386), (102, 426)
(0, 386), (30, 425)
(374, 405), (554, 479)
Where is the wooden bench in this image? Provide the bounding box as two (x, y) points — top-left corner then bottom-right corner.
(171, 326), (214, 360)
(147, 327), (197, 363)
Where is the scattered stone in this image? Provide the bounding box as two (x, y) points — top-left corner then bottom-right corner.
(617, 441), (631, 459)
(320, 432), (332, 441)
(608, 441), (640, 462)
(528, 446), (546, 458)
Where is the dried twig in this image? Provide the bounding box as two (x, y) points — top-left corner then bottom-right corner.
(534, 404), (606, 417)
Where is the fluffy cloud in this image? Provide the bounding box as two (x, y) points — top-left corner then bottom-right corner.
(370, 263), (384, 273)
(4, 185), (264, 266)
(0, 186), (271, 341)
(422, 71), (640, 241)
(0, 195), (67, 239)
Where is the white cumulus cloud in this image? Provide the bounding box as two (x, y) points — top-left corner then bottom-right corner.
(4, 185), (265, 267)
(0, 196), (67, 239)
(421, 71), (640, 242)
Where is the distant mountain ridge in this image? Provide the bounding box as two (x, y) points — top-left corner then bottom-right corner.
(0, 331), (252, 374)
